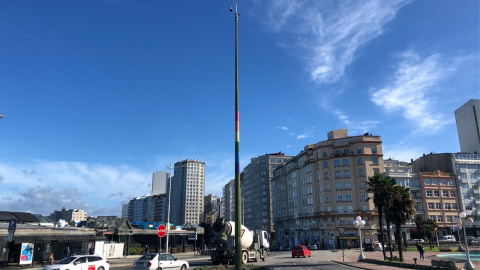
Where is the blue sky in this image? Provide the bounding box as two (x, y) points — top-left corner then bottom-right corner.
(0, 0), (478, 217)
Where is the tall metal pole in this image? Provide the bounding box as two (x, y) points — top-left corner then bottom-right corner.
(166, 162), (172, 253)
(230, 3), (242, 269)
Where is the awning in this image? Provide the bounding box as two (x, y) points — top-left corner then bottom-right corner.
(6, 235), (102, 243)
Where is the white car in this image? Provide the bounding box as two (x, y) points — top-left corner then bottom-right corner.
(132, 253), (189, 270)
(43, 255), (109, 270)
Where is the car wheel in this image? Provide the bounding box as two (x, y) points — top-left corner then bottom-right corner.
(254, 251), (260, 262)
(156, 267), (162, 270)
(262, 250), (267, 261)
(180, 265), (187, 270)
(97, 267), (104, 270)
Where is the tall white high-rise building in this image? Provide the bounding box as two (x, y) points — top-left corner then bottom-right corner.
(152, 171), (169, 195)
(455, 99), (480, 154)
(167, 159), (205, 226)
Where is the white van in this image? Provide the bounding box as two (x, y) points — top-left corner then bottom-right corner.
(439, 235), (456, 242)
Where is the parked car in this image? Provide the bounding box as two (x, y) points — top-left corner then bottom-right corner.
(42, 255), (109, 270)
(409, 239), (425, 243)
(292, 245), (311, 258)
(364, 243), (375, 251)
(132, 253), (189, 270)
(439, 235), (456, 242)
(307, 244), (318, 250)
(374, 243), (383, 251)
(469, 239), (480, 246)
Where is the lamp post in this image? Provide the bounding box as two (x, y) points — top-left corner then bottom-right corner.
(166, 162), (172, 253)
(454, 217), (464, 251)
(354, 216), (366, 261)
(459, 212), (474, 270)
(383, 225), (393, 251)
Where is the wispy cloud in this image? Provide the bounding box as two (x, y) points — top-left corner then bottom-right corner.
(253, 0), (411, 84)
(370, 50), (456, 131)
(332, 109), (379, 134)
(276, 126), (288, 130)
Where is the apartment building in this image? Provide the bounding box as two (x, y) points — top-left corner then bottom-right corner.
(412, 153), (480, 230)
(49, 207), (87, 222)
(241, 152), (292, 233)
(384, 159), (421, 240)
(204, 194), (222, 225)
(167, 159), (205, 226)
(124, 194), (166, 222)
(152, 171), (169, 195)
(222, 179), (235, 222)
(272, 129), (384, 249)
(419, 170), (460, 237)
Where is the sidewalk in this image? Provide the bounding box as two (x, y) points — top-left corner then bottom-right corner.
(331, 246), (479, 270)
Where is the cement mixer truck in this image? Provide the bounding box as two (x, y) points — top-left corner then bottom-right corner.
(210, 218), (270, 265)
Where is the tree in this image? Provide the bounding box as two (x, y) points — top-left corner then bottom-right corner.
(367, 173), (397, 260)
(414, 215), (438, 249)
(388, 185), (416, 261)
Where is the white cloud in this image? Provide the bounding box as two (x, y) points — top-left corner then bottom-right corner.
(276, 126), (288, 130)
(253, 0), (411, 84)
(370, 50), (456, 131)
(332, 109), (379, 134)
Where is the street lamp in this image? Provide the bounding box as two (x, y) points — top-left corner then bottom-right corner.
(459, 212), (474, 270)
(384, 225), (393, 251)
(354, 216), (366, 261)
(454, 216), (464, 251)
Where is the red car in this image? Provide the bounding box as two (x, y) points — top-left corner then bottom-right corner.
(292, 245), (311, 258)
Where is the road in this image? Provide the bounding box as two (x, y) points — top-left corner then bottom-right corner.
(111, 250), (360, 270)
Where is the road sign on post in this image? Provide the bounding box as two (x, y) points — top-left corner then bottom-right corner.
(157, 224), (166, 238)
(337, 227), (346, 235)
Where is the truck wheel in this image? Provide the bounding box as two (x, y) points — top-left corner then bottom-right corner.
(241, 251), (248, 264)
(254, 251), (260, 262)
(262, 250), (268, 261)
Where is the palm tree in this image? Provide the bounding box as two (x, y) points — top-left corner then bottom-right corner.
(388, 185), (416, 261)
(367, 173), (397, 260)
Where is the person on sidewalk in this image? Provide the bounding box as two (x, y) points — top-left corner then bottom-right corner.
(416, 241), (425, 260)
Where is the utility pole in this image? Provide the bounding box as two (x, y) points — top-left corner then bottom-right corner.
(230, 3), (242, 269)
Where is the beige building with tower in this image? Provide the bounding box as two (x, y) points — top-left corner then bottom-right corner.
(272, 129), (384, 249)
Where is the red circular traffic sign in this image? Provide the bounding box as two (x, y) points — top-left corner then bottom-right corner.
(157, 224), (166, 237)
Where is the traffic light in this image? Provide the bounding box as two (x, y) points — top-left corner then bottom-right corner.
(331, 235), (335, 239)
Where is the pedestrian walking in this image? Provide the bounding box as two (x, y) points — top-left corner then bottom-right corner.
(49, 252), (55, 265)
(416, 241), (425, 260)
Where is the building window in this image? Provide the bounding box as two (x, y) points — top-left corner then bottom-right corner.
(323, 161), (328, 168)
(452, 203), (458, 210)
(432, 179), (438, 185)
(338, 206), (344, 213)
(325, 183), (330, 191)
(346, 194), (352, 201)
(357, 147), (362, 154)
(443, 191), (449, 197)
(437, 215), (444, 222)
(339, 218), (346, 224)
(336, 182), (342, 190)
(334, 159), (340, 166)
(345, 182), (351, 189)
(428, 203), (434, 209)
(344, 170), (350, 177)
(360, 181), (366, 188)
(436, 203), (441, 209)
(446, 216), (453, 223)
(371, 146), (377, 154)
(361, 193), (366, 201)
(347, 206), (353, 213)
(429, 215), (436, 221)
(434, 190), (440, 197)
(359, 169), (365, 177)
(450, 191), (456, 197)
(326, 195), (331, 202)
(372, 157), (378, 164)
(324, 172), (329, 180)
(444, 203), (451, 210)
(362, 205), (367, 211)
(424, 178), (430, 185)
(426, 190), (432, 197)
(335, 171), (341, 178)
(358, 158), (363, 165)
(323, 151), (328, 157)
(337, 194), (343, 201)
(327, 206), (331, 212)
(343, 158), (349, 165)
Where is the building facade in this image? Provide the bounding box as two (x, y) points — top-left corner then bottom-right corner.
(222, 179), (235, 222)
(152, 171), (169, 195)
(241, 152), (292, 233)
(167, 159), (205, 226)
(272, 129), (384, 249)
(49, 207), (87, 222)
(419, 170), (460, 237)
(455, 99), (480, 154)
(204, 194), (222, 225)
(124, 194), (166, 222)
(412, 153), (480, 230)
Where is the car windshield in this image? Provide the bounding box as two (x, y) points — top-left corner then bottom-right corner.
(56, 257), (77, 264)
(138, 254), (158, 260)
